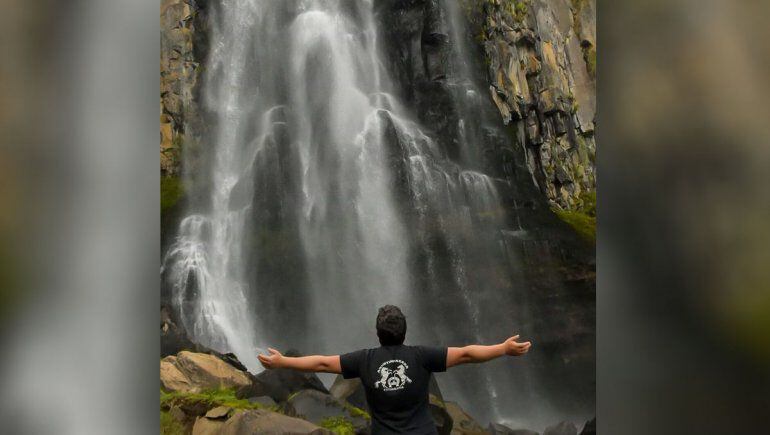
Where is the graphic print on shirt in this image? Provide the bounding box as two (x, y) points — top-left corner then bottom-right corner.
(373, 359), (412, 391)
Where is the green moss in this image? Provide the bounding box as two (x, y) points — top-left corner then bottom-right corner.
(160, 410), (186, 435)
(344, 403), (371, 421)
(161, 176), (184, 215)
(161, 388), (274, 412)
(553, 191), (596, 242)
(584, 45), (596, 78)
(319, 416), (356, 435)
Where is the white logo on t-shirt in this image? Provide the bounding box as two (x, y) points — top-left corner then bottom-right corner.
(374, 359), (412, 391)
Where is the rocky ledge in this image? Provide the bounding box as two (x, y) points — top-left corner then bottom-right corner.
(160, 350), (595, 435)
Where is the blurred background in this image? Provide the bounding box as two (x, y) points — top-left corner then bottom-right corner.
(0, 0), (767, 434)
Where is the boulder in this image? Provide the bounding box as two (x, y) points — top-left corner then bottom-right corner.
(176, 351), (252, 391)
(579, 418), (595, 435)
(444, 401), (486, 435)
(161, 356), (194, 392)
(544, 421), (578, 435)
(429, 394), (453, 435)
(287, 389), (369, 434)
(329, 376), (368, 411)
(219, 409), (331, 435)
(488, 422), (539, 435)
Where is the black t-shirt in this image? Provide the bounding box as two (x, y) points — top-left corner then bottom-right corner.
(340, 344), (448, 435)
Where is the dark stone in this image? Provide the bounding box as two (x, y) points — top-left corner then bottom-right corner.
(579, 417), (596, 435)
(237, 353), (328, 401)
(429, 398), (453, 435)
(287, 389), (369, 434)
(213, 352), (249, 373)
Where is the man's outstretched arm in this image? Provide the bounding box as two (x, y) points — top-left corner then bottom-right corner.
(257, 348), (342, 373)
(446, 335), (532, 368)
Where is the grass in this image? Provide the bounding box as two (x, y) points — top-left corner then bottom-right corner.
(160, 410), (186, 435)
(319, 416), (356, 435)
(160, 388), (274, 413)
(553, 191), (596, 242)
(161, 176), (184, 215)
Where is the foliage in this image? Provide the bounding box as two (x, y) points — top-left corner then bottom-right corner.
(161, 176), (184, 215)
(509, 1), (529, 23)
(160, 410), (186, 435)
(319, 416), (356, 435)
(553, 191), (596, 242)
(160, 388), (273, 412)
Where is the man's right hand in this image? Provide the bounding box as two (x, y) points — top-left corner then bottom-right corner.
(503, 335), (532, 356)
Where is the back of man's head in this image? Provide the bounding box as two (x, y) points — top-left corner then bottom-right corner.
(376, 305), (406, 346)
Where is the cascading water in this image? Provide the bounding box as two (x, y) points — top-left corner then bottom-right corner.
(162, 0), (586, 430)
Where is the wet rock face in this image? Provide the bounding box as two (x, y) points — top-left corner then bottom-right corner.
(477, 0), (596, 210)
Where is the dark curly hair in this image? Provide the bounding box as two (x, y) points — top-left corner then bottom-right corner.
(376, 305), (407, 346)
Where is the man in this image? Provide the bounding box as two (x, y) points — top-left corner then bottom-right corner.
(258, 305), (532, 434)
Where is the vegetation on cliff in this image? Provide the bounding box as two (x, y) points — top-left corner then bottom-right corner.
(161, 176), (184, 215)
(553, 191), (596, 242)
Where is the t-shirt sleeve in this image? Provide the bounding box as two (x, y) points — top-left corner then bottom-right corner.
(339, 349), (366, 379)
(419, 346), (448, 373)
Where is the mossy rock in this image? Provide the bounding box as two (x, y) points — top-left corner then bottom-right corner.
(161, 388), (276, 418)
(552, 191), (596, 242)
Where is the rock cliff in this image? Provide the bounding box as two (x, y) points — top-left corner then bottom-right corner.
(160, 0), (596, 212)
(160, 0), (205, 177)
(470, 0), (596, 210)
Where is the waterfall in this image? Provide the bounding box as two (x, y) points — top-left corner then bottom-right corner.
(162, 0), (551, 427)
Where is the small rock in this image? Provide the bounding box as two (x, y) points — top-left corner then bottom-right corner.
(205, 405), (231, 419)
